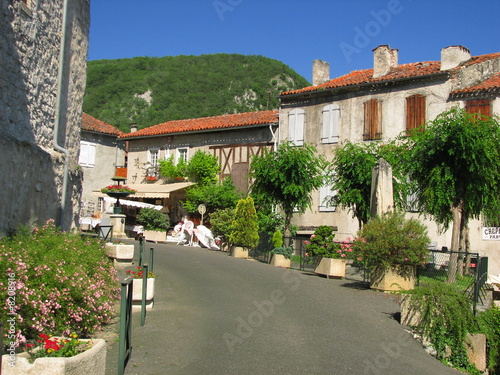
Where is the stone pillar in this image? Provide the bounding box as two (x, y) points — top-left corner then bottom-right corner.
(370, 158), (394, 218)
(110, 214), (127, 239)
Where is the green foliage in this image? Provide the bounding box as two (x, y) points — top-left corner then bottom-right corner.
(352, 211), (430, 268)
(250, 142), (327, 235)
(229, 196), (259, 249)
(137, 208), (169, 231)
(209, 208), (235, 249)
(270, 246), (293, 259)
(305, 226), (342, 259)
(251, 191), (285, 235)
(0, 221), (119, 341)
(84, 54), (310, 132)
(185, 150), (220, 185)
(404, 283), (480, 373)
(328, 141), (410, 228)
(271, 230), (283, 248)
(158, 155), (184, 179)
(478, 307), (500, 373)
(404, 107), (500, 227)
(183, 177), (242, 214)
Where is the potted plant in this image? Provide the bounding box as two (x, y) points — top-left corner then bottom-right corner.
(229, 196), (259, 258)
(352, 211), (430, 291)
(126, 266), (156, 309)
(268, 230), (290, 267)
(306, 226), (350, 279)
(137, 207), (169, 242)
(3, 333), (106, 375)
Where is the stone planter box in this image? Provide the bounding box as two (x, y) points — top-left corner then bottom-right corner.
(270, 254), (291, 268)
(132, 278), (155, 309)
(315, 258), (347, 279)
(230, 246), (249, 259)
(2, 339), (106, 375)
(143, 230), (166, 243)
(104, 243), (134, 267)
(370, 265), (416, 291)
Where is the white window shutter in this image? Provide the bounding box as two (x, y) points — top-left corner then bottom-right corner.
(321, 107), (330, 143)
(295, 110), (304, 145)
(319, 184), (336, 212)
(78, 142), (88, 165)
(87, 143), (96, 167)
(322, 104), (339, 143)
(288, 110), (296, 143)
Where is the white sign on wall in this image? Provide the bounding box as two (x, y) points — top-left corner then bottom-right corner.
(483, 227), (500, 240)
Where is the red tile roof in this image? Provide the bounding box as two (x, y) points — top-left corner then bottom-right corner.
(119, 110), (279, 139)
(82, 113), (124, 136)
(451, 73), (500, 95)
(282, 52), (500, 96)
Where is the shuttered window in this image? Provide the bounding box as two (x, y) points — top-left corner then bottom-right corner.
(79, 141), (96, 168)
(288, 108), (305, 146)
(321, 104), (340, 144)
(465, 100), (491, 119)
(406, 95), (426, 134)
(363, 99), (382, 141)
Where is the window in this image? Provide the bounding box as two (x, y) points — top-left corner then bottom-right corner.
(465, 100), (491, 119)
(288, 108), (305, 145)
(319, 184), (336, 212)
(406, 95), (426, 134)
(148, 149), (159, 166)
(78, 141), (96, 167)
(363, 99), (382, 140)
(321, 104), (340, 144)
(177, 148), (188, 163)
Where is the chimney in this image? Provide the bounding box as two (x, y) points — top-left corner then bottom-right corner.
(312, 59), (330, 86)
(372, 45), (398, 78)
(440, 45), (471, 70)
(130, 123), (138, 133)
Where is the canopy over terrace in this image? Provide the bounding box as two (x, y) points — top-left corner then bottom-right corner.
(93, 181), (195, 199)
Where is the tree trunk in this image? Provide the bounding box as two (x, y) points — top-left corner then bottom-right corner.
(447, 205), (462, 283)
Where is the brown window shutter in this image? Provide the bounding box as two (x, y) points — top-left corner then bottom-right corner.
(364, 99), (382, 140)
(465, 100), (491, 118)
(406, 95), (426, 134)
(363, 101), (370, 141)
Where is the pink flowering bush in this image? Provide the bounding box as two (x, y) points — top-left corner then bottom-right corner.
(305, 226), (349, 259)
(351, 211), (430, 269)
(0, 220), (119, 345)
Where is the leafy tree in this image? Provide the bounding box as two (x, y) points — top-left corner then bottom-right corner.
(229, 196), (259, 249)
(185, 150), (220, 185)
(183, 177), (242, 214)
(328, 141), (410, 229)
(137, 208), (169, 231)
(250, 142), (327, 235)
(209, 208), (235, 251)
(404, 107), (500, 281)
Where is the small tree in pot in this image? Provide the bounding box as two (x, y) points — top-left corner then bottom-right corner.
(352, 211), (430, 290)
(229, 196), (259, 258)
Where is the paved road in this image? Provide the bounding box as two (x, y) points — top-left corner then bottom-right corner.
(105, 241), (462, 375)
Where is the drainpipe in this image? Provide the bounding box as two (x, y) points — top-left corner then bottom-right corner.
(53, 0), (70, 230)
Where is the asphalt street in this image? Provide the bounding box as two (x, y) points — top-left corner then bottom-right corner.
(104, 241), (462, 375)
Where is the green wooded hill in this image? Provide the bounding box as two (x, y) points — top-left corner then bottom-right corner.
(83, 54), (310, 132)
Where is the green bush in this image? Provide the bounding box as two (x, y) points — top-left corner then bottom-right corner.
(229, 196), (259, 249)
(305, 226), (343, 259)
(137, 208), (169, 231)
(478, 307), (500, 374)
(271, 230), (283, 249)
(209, 208), (235, 249)
(352, 211), (430, 269)
(185, 150), (220, 185)
(0, 220), (119, 343)
(270, 246), (293, 259)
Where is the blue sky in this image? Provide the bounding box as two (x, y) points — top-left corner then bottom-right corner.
(89, 0), (499, 83)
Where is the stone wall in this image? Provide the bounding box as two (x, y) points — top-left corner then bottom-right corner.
(0, 0), (90, 234)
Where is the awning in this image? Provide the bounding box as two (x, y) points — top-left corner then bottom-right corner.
(93, 181), (194, 199)
(103, 197), (162, 210)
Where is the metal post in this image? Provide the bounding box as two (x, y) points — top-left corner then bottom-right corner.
(141, 264), (149, 326)
(118, 279), (132, 375)
(139, 236), (144, 267)
(149, 247), (154, 273)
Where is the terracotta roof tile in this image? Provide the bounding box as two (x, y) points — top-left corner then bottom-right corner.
(282, 52), (500, 96)
(82, 113), (124, 136)
(120, 110), (279, 139)
(451, 73), (500, 95)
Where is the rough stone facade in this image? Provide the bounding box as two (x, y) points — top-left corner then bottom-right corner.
(0, 0), (90, 234)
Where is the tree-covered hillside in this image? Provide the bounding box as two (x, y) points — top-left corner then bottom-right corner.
(83, 54), (310, 132)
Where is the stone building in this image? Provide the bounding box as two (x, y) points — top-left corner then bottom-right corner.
(118, 110), (279, 224)
(279, 45), (500, 271)
(0, 0), (90, 234)
(79, 113), (125, 225)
